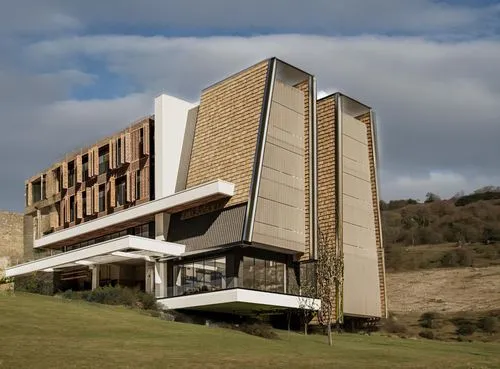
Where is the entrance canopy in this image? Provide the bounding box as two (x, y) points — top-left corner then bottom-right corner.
(5, 236), (185, 278)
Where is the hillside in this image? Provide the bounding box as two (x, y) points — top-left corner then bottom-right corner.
(387, 265), (500, 313)
(381, 189), (500, 272)
(1, 293), (500, 369)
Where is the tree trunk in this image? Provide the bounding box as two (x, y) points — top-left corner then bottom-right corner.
(304, 320), (308, 336)
(327, 323), (333, 346)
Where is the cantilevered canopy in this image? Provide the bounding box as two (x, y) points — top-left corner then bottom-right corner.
(5, 236), (185, 278)
(157, 289), (321, 315)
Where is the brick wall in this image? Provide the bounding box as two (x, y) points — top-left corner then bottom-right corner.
(186, 61), (269, 207)
(316, 97), (336, 247)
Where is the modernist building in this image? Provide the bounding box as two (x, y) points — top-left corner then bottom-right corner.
(7, 58), (387, 320)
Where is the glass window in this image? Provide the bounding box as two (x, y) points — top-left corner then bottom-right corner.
(254, 258), (266, 291)
(214, 257), (226, 290)
(135, 170), (141, 199)
(82, 192), (86, 217)
(68, 161), (75, 188)
(173, 256), (227, 297)
(242, 256), (254, 289)
(98, 185), (105, 212)
(32, 180), (42, 203)
(82, 155), (89, 181)
(69, 196), (75, 223)
(116, 176), (126, 206)
(116, 138), (122, 167)
(98, 146), (109, 175)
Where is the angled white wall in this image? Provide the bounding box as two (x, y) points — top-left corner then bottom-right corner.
(154, 94), (196, 199)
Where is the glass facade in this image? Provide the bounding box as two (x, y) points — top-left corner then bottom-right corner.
(173, 256), (226, 296)
(241, 256), (286, 293)
(169, 249), (308, 298)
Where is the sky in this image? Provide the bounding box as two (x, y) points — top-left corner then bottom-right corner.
(1, 0), (500, 211)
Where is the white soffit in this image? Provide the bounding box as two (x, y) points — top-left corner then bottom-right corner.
(157, 289), (321, 311)
(6, 236), (185, 278)
(34, 180), (235, 248)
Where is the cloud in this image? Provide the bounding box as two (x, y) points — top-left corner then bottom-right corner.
(381, 171), (500, 201)
(2, 33), (500, 210)
(1, 0), (499, 36)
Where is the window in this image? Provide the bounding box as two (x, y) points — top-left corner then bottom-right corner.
(134, 223), (151, 238)
(135, 170), (141, 200)
(98, 184), (105, 212)
(173, 256), (227, 296)
(54, 168), (61, 193)
(82, 192), (87, 216)
(98, 146), (109, 175)
(32, 179), (42, 203)
(116, 138), (122, 167)
(69, 196), (75, 223)
(241, 256), (286, 294)
(116, 176), (127, 207)
(42, 175), (47, 200)
(82, 155), (89, 181)
(68, 161), (75, 187)
(139, 128), (144, 157)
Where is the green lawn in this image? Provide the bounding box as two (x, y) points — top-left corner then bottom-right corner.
(1, 293), (499, 369)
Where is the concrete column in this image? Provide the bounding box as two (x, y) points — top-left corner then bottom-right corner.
(145, 261), (155, 294)
(155, 212), (170, 241)
(91, 265), (99, 290)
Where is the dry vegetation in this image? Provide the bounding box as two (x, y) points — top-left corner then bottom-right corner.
(387, 265), (500, 313)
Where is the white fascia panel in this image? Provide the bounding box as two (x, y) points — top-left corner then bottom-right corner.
(7, 236), (185, 278)
(34, 180), (235, 248)
(154, 94), (195, 198)
(157, 289), (321, 310)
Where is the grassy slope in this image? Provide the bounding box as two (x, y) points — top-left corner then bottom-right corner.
(1, 294), (500, 369)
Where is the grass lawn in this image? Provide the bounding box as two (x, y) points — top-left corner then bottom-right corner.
(1, 293), (499, 369)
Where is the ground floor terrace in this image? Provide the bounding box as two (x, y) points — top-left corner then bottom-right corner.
(6, 237), (320, 315)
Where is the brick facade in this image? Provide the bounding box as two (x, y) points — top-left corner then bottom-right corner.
(24, 117), (153, 249)
(186, 61), (269, 207)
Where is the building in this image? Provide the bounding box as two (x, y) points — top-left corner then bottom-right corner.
(6, 58), (387, 320)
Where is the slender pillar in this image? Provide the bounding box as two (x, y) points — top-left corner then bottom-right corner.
(145, 261), (155, 294)
(91, 265), (99, 290)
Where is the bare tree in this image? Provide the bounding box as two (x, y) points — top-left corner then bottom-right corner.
(317, 229), (344, 346)
(297, 274), (317, 336)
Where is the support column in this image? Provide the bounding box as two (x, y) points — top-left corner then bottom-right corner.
(155, 212), (170, 241)
(145, 261), (155, 294)
(91, 265), (99, 290)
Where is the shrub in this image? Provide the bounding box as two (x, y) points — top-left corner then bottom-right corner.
(419, 312), (443, 329)
(60, 285), (158, 311)
(239, 322), (279, 340)
(456, 322), (476, 336)
(381, 317), (408, 334)
(419, 330), (435, 339)
(440, 249), (473, 267)
(14, 272), (54, 295)
(478, 317), (499, 333)
(138, 291), (158, 311)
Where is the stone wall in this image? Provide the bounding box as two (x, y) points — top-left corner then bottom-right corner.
(0, 211), (24, 271)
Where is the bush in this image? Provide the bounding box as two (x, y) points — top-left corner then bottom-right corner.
(381, 317), (408, 334)
(478, 317), (499, 333)
(239, 322), (279, 340)
(419, 330), (435, 339)
(14, 272), (54, 295)
(419, 312), (443, 329)
(60, 285), (158, 311)
(440, 249), (473, 267)
(455, 321), (476, 336)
